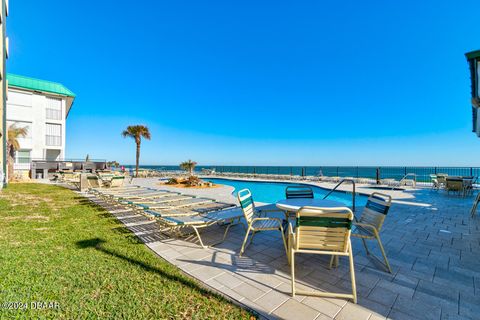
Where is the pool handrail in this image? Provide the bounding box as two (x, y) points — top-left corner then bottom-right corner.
(323, 179), (356, 212)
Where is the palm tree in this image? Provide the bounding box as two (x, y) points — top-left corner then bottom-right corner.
(180, 160), (197, 176)
(7, 125), (28, 181)
(121, 125), (151, 177)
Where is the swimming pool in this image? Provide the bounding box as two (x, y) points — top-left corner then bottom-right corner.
(204, 178), (367, 207)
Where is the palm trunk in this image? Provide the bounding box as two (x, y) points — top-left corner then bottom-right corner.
(135, 142), (140, 178)
(6, 145), (13, 182)
(7, 155), (14, 182)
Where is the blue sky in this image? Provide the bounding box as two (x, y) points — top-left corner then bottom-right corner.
(7, 0), (480, 166)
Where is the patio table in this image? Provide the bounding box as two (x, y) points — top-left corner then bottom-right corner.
(276, 198), (346, 212)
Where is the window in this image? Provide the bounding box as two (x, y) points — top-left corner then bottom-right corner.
(15, 150), (31, 164)
(7, 120), (32, 138)
(7, 91), (32, 107)
(46, 123), (61, 146)
(46, 97), (62, 120)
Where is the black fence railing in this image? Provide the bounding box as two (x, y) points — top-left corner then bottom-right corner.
(134, 165), (480, 183)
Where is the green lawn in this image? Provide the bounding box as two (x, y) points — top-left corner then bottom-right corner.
(0, 183), (253, 319)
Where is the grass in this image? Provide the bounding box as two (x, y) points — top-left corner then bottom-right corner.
(0, 183), (253, 319)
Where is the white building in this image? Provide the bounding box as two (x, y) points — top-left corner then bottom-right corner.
(6, 73), (75, 176)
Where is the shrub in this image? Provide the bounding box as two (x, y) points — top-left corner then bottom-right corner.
(184, 176), (203, 187)
(166, 177), (180, 185)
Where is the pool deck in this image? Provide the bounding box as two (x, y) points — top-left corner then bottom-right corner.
(85, 177), (480, 319)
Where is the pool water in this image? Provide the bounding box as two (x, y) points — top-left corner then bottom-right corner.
(204, 178), (367, 207)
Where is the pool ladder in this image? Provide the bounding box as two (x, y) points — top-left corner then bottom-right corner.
(323, 179), (356, 212)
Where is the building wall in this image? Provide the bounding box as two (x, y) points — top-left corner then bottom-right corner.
(0, 0), (8, 184)
(6, 87), (67, 176)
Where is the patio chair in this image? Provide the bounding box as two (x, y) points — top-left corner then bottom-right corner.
(462, 177), (474, 196)
(436, 174), (448, 189)
(288, 206), (356, 302)
(430, 174), (439, 190)
(283, 185), (314, 219)
(351, 192), (392, 273)
(237, 188), (287, 256)
(445, 177), (464, 196)
(471, 192), (480, 217)
(285, 185), (314, 199)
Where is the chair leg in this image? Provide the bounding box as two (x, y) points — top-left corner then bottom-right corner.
(279, 225), (288, 256)
(290, 250), (296, 297)
(348, 241), (357, 303)
(287, 232), (293, 265)
(329, 255), (335, 269)
(239, 225), (252, 256)
(471, 196), (479, 217)
(376, 235), (392, 273)
(250, 231), (256, 245)
(361, 238), (370, 255)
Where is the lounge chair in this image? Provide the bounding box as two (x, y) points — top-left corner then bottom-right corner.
(237, 189), (287, 256)
(112, 191), (179, 202)
(87, 176), (102, 189)
(156, 208), (245, 248)
(288, 206), (356, 302)
(135, 197), (213, 210)
(351, 192), (393, 273)
(106, 176), (125, 188)
(144, 202), (235, 218)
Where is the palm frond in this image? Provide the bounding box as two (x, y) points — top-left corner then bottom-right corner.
(7, 125), (28, 152)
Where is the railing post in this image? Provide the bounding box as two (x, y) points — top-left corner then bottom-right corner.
(352, 182), (356, 212)
(376, 167), (381, 185)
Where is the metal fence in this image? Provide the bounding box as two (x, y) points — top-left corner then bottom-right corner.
(142, 165), (480, 183)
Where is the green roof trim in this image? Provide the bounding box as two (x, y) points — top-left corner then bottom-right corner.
(6, 73), (76, 97)
(465, 50), (480, 60)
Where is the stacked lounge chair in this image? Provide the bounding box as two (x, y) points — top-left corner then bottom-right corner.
(88, 185), (240, 248)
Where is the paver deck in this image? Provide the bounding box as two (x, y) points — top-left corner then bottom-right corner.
(83, 178), (480, 319)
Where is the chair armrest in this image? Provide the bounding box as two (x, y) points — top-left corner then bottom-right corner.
(354, 222), (379, 234)
(257, 208), (284, 216)
(288, 222), (294, 235)
(251, 217), (284, 229)
(252, 217), (282, 223)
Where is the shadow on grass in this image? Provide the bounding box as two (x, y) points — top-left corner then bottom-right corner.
(75, 237), (233, 301)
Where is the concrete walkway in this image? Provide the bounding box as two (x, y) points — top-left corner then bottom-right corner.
(85, 178), (479, 319)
